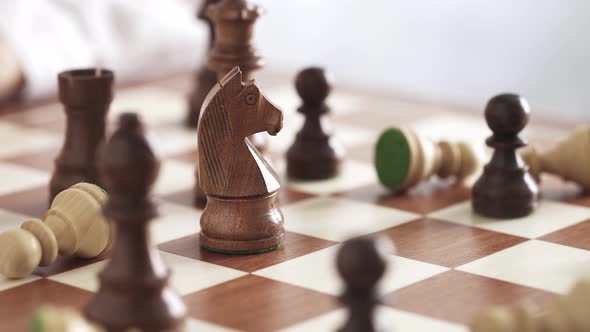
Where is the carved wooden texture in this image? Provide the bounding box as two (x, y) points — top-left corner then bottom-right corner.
(197, 67), (282, 198)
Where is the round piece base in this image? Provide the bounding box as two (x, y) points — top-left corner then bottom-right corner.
(199, 192), (285, 254)
(472, 199), (537, 219)
(286, 158), (340, 181)
(374, 128), (412, 191)
(200, 232), (283, 254)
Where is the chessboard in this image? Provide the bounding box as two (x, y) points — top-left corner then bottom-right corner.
(0, 71), (589, 332)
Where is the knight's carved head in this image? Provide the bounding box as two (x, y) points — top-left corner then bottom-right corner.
(220, 67), (283, 137)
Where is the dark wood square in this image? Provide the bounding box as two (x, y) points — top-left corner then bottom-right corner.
(386, 270), (556, 325)
(378, 218), (527, 267)
(159, 231), (336, 272)
(540, 219), (590, 250)
(0, 279), (92, 331)
(341, 182), (471, 214)
(0, 186), (49, 218)
(183, 275), (338, 332)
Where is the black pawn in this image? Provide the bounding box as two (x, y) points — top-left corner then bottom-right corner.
(472, 94), (539, 218)
(337, 237), (390, 332)
(286, 67), (344, 180)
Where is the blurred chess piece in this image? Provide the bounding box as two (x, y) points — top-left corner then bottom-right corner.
(85, 113), (186, 331)
(337, 236), (393, 332)
(521, 126), (590, 190)
(375, 127), (482, 192)
(185, 0), (219, 127)
(193, 0), (268, 204)
(470, 303), (538, 332)
(472, 94), (538, 218)
(32, 305), (104, 332)
(0, 183), (112, 279)
(286, 67), (345, 180)
(49, 68), (113, 203)
(470, 277), (590, 332)
(206, 0), (267, 153)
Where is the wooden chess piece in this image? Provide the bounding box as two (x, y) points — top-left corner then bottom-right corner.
(0, 183), (112, 279)
(33, 305), (104, 332)
(206, 0), (266, 154)
(470, 278), (590, 332)
(49, 69), (114, 203)
(197, 67), (284, 253)
(470, 307), (518, 332)
(193, 0), (268, 203)
(84, 113), (186, 331)
(375, 127), (482, 192)
(337, 236), (392, 332)
(472, 94), (538, 218)
(185, 0), (220, 128)
(286, 67), (345, 180)
(470, 302), (538, 332)
(521, 126), (590, 190)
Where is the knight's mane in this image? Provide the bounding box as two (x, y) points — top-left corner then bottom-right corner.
(220, 66), (241, 87)
(198, 80), (232, 192)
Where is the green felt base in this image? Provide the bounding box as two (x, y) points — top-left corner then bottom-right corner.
(201, 243), (282, 255)
(375, 128), (412, 191)
(31, 310), (43, 332)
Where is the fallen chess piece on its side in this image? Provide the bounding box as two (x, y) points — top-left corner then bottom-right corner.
(470, 277), (590, 332)
(0, 183), (113, 279)
(375, 127), (483, 192)
(32, 305), (104, 332)
(521, 126), (590, 191)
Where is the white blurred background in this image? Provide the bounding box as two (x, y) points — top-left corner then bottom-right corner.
(255, 0), (589, 120)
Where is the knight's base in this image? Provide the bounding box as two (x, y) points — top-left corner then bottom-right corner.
(199, 192), (285, 253)
(200, 234), (283, 255)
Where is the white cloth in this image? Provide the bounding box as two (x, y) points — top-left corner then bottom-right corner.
(0, 0), (206, 100)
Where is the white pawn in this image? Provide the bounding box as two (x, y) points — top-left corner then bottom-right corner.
(0, 183), (113, 279)
(375, 127), (483, 192)
(522, 126), (590, 190)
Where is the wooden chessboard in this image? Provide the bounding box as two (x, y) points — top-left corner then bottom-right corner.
(0, 71), (589, 332)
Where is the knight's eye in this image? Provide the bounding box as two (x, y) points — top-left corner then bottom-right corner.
(245, 93), (257, 105)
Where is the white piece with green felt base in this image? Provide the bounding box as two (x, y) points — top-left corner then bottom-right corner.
(375, 127), (482, 192)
